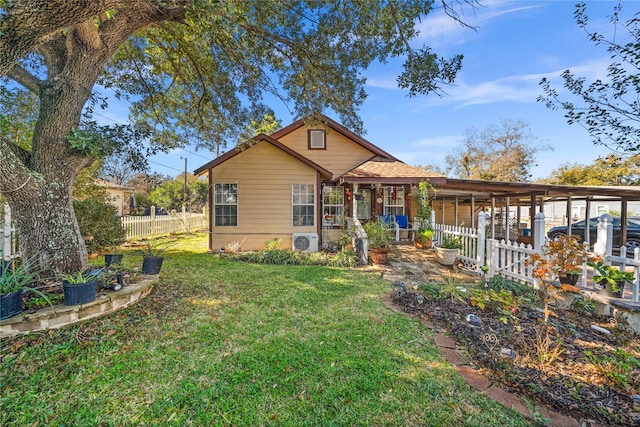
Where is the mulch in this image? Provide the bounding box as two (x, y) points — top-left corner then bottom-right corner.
(392, 287), (640, 426)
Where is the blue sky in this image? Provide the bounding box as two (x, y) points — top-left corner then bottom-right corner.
(101, 0), (634, 180)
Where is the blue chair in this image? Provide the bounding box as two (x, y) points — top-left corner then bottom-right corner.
(394, 215), (416, 240)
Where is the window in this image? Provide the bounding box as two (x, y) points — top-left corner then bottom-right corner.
(322, 186), (344, 226)
(292, 184), (315, 226)
(384, 186), (405, 217)
(308, 130), (326, 150)
(596, 205), (609, 215)
(214, 183), (237, 226)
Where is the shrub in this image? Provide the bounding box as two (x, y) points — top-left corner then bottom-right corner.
(487, 275), (532, 296)
(74, 197), (126, 253)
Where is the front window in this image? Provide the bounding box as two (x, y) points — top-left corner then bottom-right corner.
(292, 184), (315, 226)
(214, 183), (237, 226)
(384, 186), (405, 217)
(322, 186), (344, 227)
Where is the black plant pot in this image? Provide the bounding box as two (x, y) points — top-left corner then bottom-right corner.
(142, 256), (164, 275)
(104, 254), (123, 267)
(1, 289), (23, 320)
(63, 279), (97, 306)
(598, 280), (624, 298)
(559, 273), (580, 286)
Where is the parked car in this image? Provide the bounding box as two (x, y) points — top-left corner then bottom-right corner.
(547, 216), (640, 253)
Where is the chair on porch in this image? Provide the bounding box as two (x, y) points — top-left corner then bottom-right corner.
(394, 215), (416, 241)
(378, 215), (400, 241)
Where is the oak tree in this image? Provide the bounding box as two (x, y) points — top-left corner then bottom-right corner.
(0, 0), (471, 273)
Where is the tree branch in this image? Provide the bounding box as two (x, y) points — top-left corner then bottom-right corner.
(6, 64), (41, 93)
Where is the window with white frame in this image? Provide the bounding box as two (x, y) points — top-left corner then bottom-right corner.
(384, 186), (405, 217)
(292, 184), (315, 226)
(214, 183), (238, 226)
(596, 205), (609, 215)
(322, 186), (344, 226)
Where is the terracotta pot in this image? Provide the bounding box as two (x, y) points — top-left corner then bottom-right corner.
(413, 238), (432, 249)
(370, 247), (389, 264)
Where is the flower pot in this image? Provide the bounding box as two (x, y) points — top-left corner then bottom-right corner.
(142, 256), (164, 275)
(1, 289), (23, 320)
(104, 254), (123, 267)
(435, 246), (459, 266)
(598, 280), (624, 298)
(559, 273), (580, 286)
(370, 247), (389, 264)
(414, 238), (432, 249)
(63, 279), (97, 306)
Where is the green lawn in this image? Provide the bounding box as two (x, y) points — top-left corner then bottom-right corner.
(1, 233), (530, 426)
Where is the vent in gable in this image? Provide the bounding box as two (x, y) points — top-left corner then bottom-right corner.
(309, 130), (326, 149)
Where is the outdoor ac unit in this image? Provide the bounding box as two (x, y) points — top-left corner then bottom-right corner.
(292, 233), (319, 253)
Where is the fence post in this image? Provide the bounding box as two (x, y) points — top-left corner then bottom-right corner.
(487, 239), (497, 277)
(3, 204), (12, 260)
(594, 214), (613, 258)
(533, 212), (545, 251)
(150, 206), (156, 236)
(477, 211), (488, 268)
(182, 205), (187, 233)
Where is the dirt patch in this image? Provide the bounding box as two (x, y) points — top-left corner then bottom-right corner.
(392, 286), (640, 426)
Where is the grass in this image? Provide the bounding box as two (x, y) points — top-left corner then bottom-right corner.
(1, 233), (530, 426)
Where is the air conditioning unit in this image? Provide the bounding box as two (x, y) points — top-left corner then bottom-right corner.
(292, 233), (319, 253)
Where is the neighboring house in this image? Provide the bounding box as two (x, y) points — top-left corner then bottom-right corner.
(194, 115), (444, 252)
(97, 180), (135, 216)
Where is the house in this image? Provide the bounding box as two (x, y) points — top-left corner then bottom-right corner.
(194, 115), (444, 252)
(195, 115), (640, 253)
(97, 180), (135, 216)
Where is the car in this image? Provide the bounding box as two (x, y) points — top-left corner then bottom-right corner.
(547, 216), (640, 253)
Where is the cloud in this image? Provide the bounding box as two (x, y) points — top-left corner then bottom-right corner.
(415, 0), (543, 46)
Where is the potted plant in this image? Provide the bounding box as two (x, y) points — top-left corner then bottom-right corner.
(137, 241), (175, 275)
(412, 181), (434, 249)
(541, 235), (599, 285)
(588, 261), (634, 298)
(104, 245), (124, 267)
(339, 225), (357, 251)
(435, 234), (462, 266)
(60, 269), (101, 306)
(414, 228), (434, 249)
(363, 221), (393, 264)
(1, 258), (53, 320)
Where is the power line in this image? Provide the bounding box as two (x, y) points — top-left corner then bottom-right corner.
(147, 160), (184, 173)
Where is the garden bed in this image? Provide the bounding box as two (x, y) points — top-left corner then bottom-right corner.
(392, 283), (640, 427)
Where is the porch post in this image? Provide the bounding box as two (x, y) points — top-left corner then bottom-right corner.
(584, 197), (591, 244)
(490, 197), (496, 239)
(454, 195), (459, 226)
(566, 197), (573, 235)
(505, 197), (510, 242)
(471, 195), (476, 228)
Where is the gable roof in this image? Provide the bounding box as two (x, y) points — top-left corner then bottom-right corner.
(337, 156), (446, 185)
(270, 114), (399, 161)
(193, 133), (332, 178)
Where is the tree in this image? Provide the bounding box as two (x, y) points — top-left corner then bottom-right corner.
(0, 1), (471, 273)
(539, 2), (640, 153)
(543, 154), (640, 186)
(148, 173), (208, 212)
(445, 119), (550, 182)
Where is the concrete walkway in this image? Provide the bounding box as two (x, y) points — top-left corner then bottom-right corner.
(376, 243), (595, 427)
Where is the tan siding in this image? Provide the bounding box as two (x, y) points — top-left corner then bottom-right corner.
(278, 127), (374, 176)
(211, 141), (317, 251)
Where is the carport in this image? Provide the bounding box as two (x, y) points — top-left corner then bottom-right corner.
(428, 178), (640, 249)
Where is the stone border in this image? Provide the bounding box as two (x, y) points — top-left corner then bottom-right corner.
(0, 276), (158, 338)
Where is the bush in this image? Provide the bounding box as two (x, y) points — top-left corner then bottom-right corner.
(74, 197), (126, 253)
(220, 249), (359, 267)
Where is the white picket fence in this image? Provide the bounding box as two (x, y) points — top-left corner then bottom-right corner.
(1, 204), (19, 261)
(121, 206), (207, 240)
(1, 204), (208, 259)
